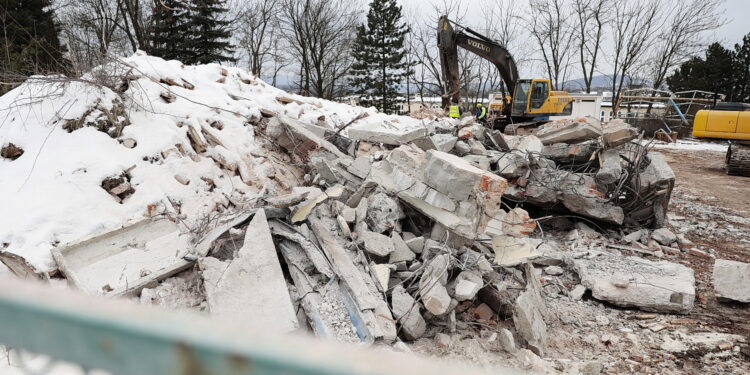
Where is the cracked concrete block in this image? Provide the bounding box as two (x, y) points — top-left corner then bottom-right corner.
(366, 192), (404, 233)
(361, 231), (396, 257)
(391, 285), (427, 340)
(713, 259), (750, 303)
(574, 253), (695, 314)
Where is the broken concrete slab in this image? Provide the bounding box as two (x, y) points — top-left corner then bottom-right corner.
(309, 216), (378, 310)
(506, 135), (543, 153)
(360, 231), (396, 257)
(713, 259), (750, 303)
(600, 120), (637, 148)
(372, 263), (391, 292)
(536, 117), (602, 145)
(574, 253), (695, 314)
(265, 191), (310, 208)
(391, 285), (427, 340)
(200, 210), (298, 331)
(347, 124), (427, 146)
(495, 151), (530, 178)
(492, 236), (556, 266)
(405, 236), (424, 254)
(498, 328), (517, 353)
(422, 150), (508, 202)
(52, 218), (193, 296)
(561, 174), (624, 225)
(453, 271), (483, 301)
(0, 252), (42, 280)
(266, 115), (349, 160)
(542, 141), (598, 166)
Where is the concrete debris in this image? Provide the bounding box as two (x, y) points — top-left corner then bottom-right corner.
(536, 117), (602, 145)
(595, 149), (622, 185)
(492, 236), (556, 266)
(361, 231), (396, 257)
(52, 218), (193, 296)
(574, 253), (695, 314)
(347, 124), (427, 145)
(366, 192), (405, 233)
(0, 252), (43, 280)
(200, 210), (298, 331)
(650, 228), (677, 246)
(419, 254), (452, 315)
(713, 259), (750, 303)
(600, 119), (638, 148)
(391, 285), (427, 340)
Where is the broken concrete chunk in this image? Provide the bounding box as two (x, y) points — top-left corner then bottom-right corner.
(542, 141), (598, 166)
(713, 259), (750, 303)
(561, 174), (624, 225)
(366, 192), (404, 233)
(569, 285), (586, 300)
(453, 271), (483, 301)
(595, 149), (622, 185)
(405, 236), (425, 254)
(513, 286), (548, 356)
(492, 236), (552, 266)
(422, 150), (507, 201)
(651, 228), (677, 246)
(0, 252), (42, 280)
(502, 208), (536, 237)
(347, 157), (371, 179)
(419, 254), (451, 315)
(498, 328), (517, 353)
(200, 210), (298, 331)
(360, 231), (396, 257)
(391, 285), (427, 340)
(386, 144), (426, 174)
(290, 184), (344, 223)
(574, 253), (695, 314)
(506, 135), (543, 153)
(265, 191), (310, 208)
(600, 120), (637, 148)
(389, 233), (416, 263)
(372, 263), (391, 291)
(495, 151), (529, 178)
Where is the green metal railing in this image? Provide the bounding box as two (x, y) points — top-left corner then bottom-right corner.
(0, 277), (525, 375)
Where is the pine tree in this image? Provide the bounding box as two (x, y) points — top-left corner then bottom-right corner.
(184, 0), (235, 65)
(149, 0), (191, 62)
(349, 0), (410, 114)
(0, 0), (64, 76)
(732, 33), (750, 102)
(666, 43), (735, 100)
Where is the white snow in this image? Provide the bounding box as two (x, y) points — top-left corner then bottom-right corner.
(0, 52), (428, 271)
(648, 139), (729, 153)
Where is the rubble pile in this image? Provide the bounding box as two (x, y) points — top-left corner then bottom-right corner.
(2, 54), (748, 374)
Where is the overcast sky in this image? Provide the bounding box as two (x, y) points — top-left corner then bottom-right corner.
(397, 0), (749, 81)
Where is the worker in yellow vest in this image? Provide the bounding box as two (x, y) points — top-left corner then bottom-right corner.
(475, 103), (487, 123)
(449, 102), (460, 118)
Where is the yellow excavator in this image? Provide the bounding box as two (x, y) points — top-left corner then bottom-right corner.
(437, 16), (573, 130)
(692, 102), (750, 176)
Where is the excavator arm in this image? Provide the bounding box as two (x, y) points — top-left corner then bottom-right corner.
(437, 16), (519, 114)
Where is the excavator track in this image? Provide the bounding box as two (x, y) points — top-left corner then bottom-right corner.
(726, 143), (750, 176)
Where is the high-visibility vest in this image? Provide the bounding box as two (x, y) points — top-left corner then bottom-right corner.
(478, 106), (487, 120)
(449, 105), (460, 118)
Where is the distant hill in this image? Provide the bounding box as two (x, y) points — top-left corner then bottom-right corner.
(562, 74), (650, 92)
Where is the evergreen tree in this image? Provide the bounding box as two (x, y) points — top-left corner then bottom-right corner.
(349, 0), (410, 114)
(732, 33), (750, 102)
(666, 43), (735, 100)
(184, 0), (235, 65)
(0, 0), (64, 76)
(149, 0), (191, 62)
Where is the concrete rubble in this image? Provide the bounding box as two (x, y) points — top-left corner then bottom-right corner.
(32, 102), (718, 368)
(713, 259), (750, 303)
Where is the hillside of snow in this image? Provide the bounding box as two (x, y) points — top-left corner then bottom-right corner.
(0, 51), (426, 271)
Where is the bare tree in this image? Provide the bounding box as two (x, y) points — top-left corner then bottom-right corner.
(117, 0), (152, 52)
(527, 0), (575, 90)
(280, 0), (359, 99)
(236, 0), (279, 77)
(573, 0), (611, 93)
(608, 0), (663, 111)
(645, 0), (725, 91)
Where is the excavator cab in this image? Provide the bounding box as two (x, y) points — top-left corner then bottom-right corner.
(512, 79), (572, 118)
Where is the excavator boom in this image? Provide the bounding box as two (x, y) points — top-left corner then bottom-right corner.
(437, 16), (518, 113)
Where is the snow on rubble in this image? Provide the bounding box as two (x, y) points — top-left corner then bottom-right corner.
(0, 52), (426, 271)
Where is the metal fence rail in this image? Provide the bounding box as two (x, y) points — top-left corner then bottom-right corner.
(0, 277), (525, 375)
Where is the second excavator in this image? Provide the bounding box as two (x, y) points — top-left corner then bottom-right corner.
(437, 16), (573, 130)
